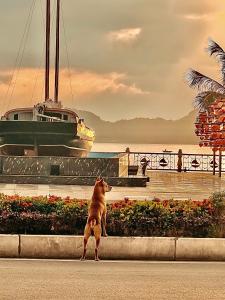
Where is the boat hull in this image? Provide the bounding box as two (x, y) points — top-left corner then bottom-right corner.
(0, 121), (94, 157)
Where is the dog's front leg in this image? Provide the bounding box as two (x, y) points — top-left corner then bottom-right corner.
(102, 211), (108, 237)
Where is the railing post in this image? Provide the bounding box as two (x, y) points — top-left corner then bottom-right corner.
(177, 149), (182, 172)
(125, 147), (130, 168)
(213, 149), (216, 175)
(219, 149), (222, 177)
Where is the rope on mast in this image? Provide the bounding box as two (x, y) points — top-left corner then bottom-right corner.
(61, 3), (75, 103)
(3, 0), (36, 113)
(30, 0), (46, 105)
(8, 0), (36, 108)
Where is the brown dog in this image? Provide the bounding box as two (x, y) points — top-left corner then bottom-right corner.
(81, 178), (112, 261)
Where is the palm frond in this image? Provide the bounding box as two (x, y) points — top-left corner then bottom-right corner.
(186, 69), (225, 94)
(207, 39), (225, 85)
(194, 91), (224, 111)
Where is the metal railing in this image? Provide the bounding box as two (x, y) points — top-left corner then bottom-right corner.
(128, 152), (225, 172)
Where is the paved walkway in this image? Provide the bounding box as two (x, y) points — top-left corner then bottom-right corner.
(0, 172), (224, 200)
(147, 171), (225, 200)
(0, 260), (225, 300)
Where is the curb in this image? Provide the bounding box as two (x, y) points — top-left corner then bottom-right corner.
(1, 235), (225, 261)
(0, 235), (19, 258)
(176, 238), (225, 261)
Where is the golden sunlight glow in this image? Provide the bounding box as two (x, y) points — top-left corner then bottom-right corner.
(0, 68), (149, 114)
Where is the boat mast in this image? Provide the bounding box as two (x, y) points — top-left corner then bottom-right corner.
(45, 0), (51, 101)
(54, 0), (60, 103)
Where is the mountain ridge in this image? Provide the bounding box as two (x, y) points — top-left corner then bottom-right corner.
(74, 109), (198, 144)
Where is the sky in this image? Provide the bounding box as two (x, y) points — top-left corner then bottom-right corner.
(0, 0), (225, 121)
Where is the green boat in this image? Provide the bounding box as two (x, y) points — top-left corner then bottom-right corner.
(0, 0), (95, 157)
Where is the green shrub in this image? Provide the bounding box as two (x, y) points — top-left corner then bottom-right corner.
(0, 193), (224, 237)
(210, 192), (225, 237)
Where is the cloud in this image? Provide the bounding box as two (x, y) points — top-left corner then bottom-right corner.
(107, 28), (142, 43)
(61, 69), (149, 96)
(0, 68), (150, 114)
(183, 14), (212, 21)
(172, 0), (223, 15)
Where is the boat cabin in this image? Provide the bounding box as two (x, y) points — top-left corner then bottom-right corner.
(2, 101), (79, 124)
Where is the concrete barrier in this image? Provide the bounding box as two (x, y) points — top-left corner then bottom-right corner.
(1, 235), (225, 261)
(99, 237), (175, 260)
(20, 235), (84, 259)
(0, 235), (19, 258)
(20, 235), (176, 260)
(176, 238), (225, 261)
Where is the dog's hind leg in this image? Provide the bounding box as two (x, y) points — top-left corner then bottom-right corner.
(81, 238), (88, 261)
(95, 238), (100, 261)
(81, 225), (91, 261)
(94, 224), (102, 261)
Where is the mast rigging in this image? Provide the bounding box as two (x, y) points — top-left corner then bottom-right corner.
(54, 0), (60, 103)
(45, 0), (51, 101)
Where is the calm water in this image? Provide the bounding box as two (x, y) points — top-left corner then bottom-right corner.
(92, 143), (212, 155)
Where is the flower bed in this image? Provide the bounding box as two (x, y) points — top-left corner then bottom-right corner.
(0, 193), (224, 237)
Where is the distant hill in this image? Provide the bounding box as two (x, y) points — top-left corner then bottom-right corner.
(75, 109), (198, 144)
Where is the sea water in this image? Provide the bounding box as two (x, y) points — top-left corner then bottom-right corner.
(92, 143), (212, 154)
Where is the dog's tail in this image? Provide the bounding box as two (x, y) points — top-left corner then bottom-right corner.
(89, 218), (97, 229)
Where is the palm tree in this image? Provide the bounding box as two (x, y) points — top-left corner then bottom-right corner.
(186, 39), (225, 111)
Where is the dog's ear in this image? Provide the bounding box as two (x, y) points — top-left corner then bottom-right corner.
(99, 178), (104, 183)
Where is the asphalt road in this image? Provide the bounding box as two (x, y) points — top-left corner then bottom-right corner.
(0, 259), (225, 300)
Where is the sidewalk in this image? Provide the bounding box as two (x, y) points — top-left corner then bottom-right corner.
(0, 171), (224, 200)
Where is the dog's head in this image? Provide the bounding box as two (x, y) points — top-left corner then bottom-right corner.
(95, 177), (112, 193)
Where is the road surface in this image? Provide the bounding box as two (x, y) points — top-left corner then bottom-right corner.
(0, 259), (225, 299)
